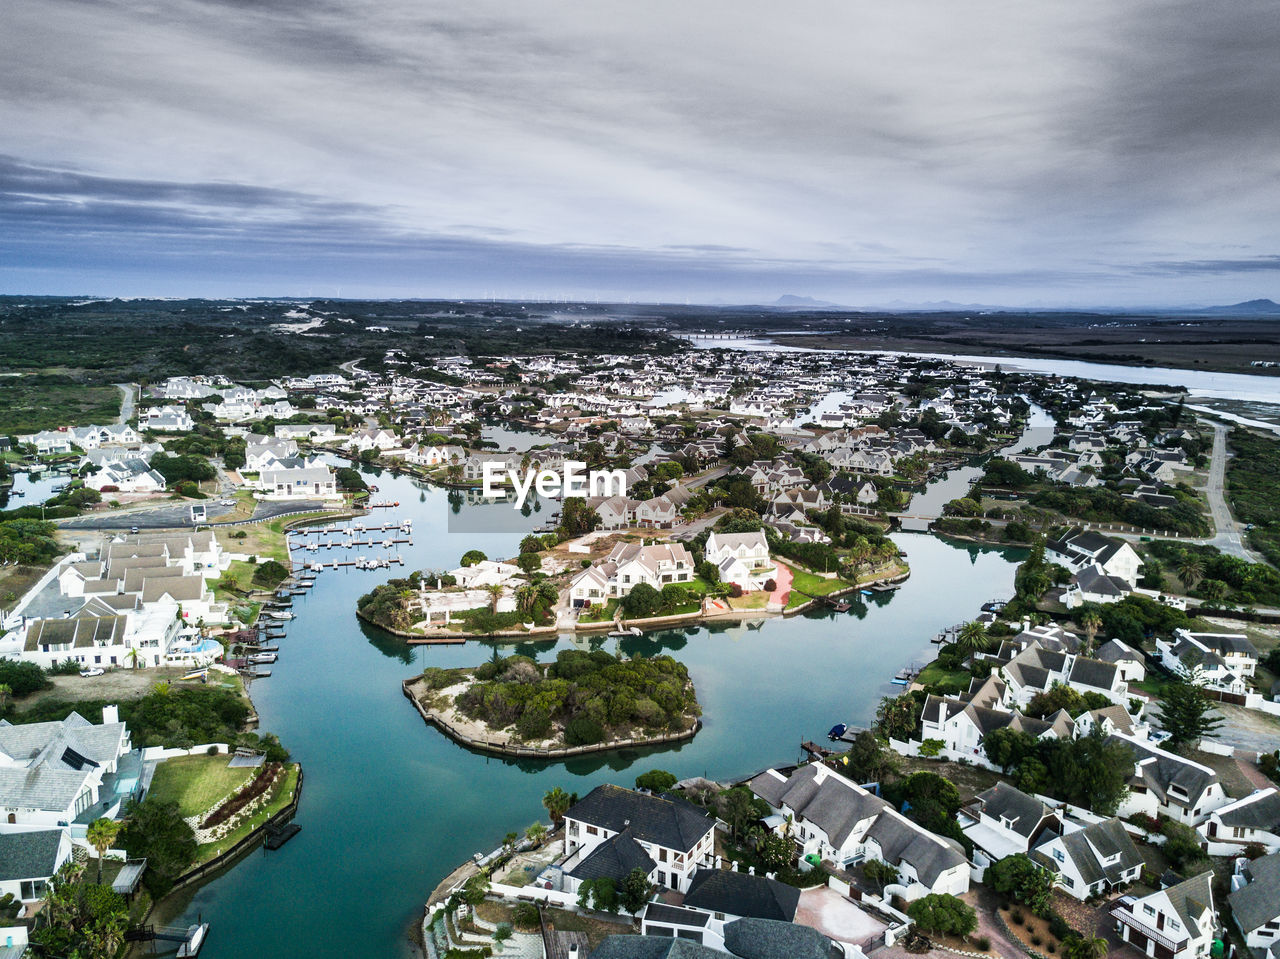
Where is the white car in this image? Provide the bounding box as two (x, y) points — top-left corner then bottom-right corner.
(79, 668), (105, 677)
(220, 499), (236, 506)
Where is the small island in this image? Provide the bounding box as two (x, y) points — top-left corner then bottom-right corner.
(402, 649), (702, 758)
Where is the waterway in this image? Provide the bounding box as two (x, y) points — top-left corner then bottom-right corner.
(169, 464), (1023, 958)
(686, 335), (1280, 405)
(906, 403), (1056, 520)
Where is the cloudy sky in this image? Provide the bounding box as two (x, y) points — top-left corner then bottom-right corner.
(3, 0), (1279, 305)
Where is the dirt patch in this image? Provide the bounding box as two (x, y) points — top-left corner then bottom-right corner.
(541, 907), (632, 950)
(21, 667), (198, 709)
(894, 755), (1005, 800)
(0, 563), (51, 606)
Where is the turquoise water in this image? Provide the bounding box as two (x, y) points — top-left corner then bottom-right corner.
(170, 465), (1023, 958)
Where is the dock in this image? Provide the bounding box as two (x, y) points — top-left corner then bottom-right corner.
(801, 740), (837, 761)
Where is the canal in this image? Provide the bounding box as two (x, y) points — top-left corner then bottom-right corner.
(169, 468), (1024, 958)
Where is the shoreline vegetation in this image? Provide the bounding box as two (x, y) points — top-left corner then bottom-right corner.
(402, 649), (701, 757)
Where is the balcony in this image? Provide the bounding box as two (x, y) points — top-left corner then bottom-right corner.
(1111, 897), (1189, 953)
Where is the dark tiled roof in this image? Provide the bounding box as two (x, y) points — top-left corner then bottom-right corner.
(567, 785), (714, 853)
(723, 917), (844, 959)
(1162, 870), (1215, 932)
(972, 782), (1053, 839)
(683, 868), (800, 923)
(1230, 853), (1280, 933)
(1035, 818), (1143, 886)
(1068, 656), (1120, 692)
(864, 811), (967, 886)
(569, 830), (656, 884)
(0, 829), (63, 882)
(1217, 789), (1280, 830)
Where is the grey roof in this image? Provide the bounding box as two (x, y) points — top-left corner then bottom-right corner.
(1033, 818), (1143, 886)
(683, 868), (800, 923)
(972, 782), (1055, 840)
(864, 810), (967, 886)
(1216, 789), (1280, 831)
(1115, 737), (1219, 811)
(748, 765), (888, 848)
(566, 785), (714, 853)
(1161, 870), (1215, 933)
(589, 936), (724, 959)
(1230, 853), (1280, 933)
(568, 829), (656, 883)
(0, 766), (93, 812)
(723, 917), (844, 959)
(0, 713), (128, 811)
(24, 613), (128, 653)
(0, 829), (65, 882)
(1068, 656), (1119, 692)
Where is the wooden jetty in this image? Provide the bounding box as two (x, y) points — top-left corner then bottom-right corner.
(801, 740), (837, 761)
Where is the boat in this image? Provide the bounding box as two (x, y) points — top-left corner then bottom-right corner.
(264, 611), (293, 621)
(180, 668), (208, 682)
(827, 723), (848, 741)
(860, 589), (873, 596)
(248, 652), (278, 664)
(889, 676), (910, 685)
(176, 923), (209, 957)
(265, 822), (301, 850)
(608, 626), (642, 637)
(830, 599), (851, 612)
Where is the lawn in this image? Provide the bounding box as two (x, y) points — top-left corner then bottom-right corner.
(579, 599), (619, 623)
(194, 763), (299, 863)
(147, 754), (254, 820)
(916, 661), (970, 688)
(540, 907), (632, 949)
(781, 562), (851, 609)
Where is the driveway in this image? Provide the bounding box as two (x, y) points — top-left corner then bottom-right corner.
(59, 498), (329, 531)
(114, 383), (136, 425)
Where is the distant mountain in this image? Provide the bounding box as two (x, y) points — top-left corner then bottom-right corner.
(1197, 298), (1280, 315)
(773, 294), (842, 308)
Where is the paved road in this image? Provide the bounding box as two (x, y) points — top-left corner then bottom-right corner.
(114, 383), (136, 425)
(1202, 421), (1257, 561)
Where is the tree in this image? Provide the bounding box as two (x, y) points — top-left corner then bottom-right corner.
(460, 549), (487, 567)
(863, 858), (899, 893)
(717, 786), (762, 841)
(31, 861), (128, 959)
(577, 876), (618, 913)
(559, 497), (601, 537)
(1160, 674), (1225, 749)
(907, 893), (977, 939)
(86, 817), (121, 885)
(758, 832), (793, 872)
(1063, 935), (1111, 959)
(1161, 820), (1211, 873)
(1079, 609), (1102, 656)
(838, 730), (900, 783)
(986, 854), (1055, 917)
(120, 797), (198, 896)
(619, 867), (656, 914)
(983, 727), (1039, 774)
(542, 786), (572, 825)
(0, 682), (10, 713)
(620, 582), (661, 618)
(634, 769), (678, 793)
(525, 821), (547, 846)
(955, 621), (992, 656)
(251, 559), (289, 588)
(875, 693), (923, 742)
(1177, 555), (1205, 589)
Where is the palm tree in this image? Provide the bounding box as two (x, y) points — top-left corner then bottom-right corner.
(485, 583), (504, 613)
(542, 786), (572, 826)
(125, 647), (140, 670)
(1079, 610), (1102, 656)
(955, 621), (991, 656)
(525, 821), (547, 846)
(1177, 555), (1205, 589)
(537, 580), (559, 609)
(1200, 578), (1227, 602)
(0, 683), (10, 713)
(86, 817), (122, 884)
(1064, 936), (1110, 959)
(515, 584), (539, 616)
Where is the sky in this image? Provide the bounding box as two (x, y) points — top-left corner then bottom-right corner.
(2, 0), (1279, 306)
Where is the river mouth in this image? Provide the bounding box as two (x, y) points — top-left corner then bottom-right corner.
(165, 458), (1024, 959)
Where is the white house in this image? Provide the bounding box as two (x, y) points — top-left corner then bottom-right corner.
(1229, 852), (1280, 955)
(749, 764), (969, 900)
(704, 531), (770, 569)
(1155, 630), (1257, 695)
(1202, 788), (1280, 856)
(0, 828), (73, 908)
(1095, 639), (1147, 683)
(257, 465), (339, 499)
(568, 542), (695, 606)
(1047, 529), (1142, 586)
(1030, 817), (1144, 900)
(1112, 734), (1230, 825)
(0, 708), (133, 828)
(959, 782), (1062, 872)
(1112, 871), (1217, 959)
(561, 784), (715, 895)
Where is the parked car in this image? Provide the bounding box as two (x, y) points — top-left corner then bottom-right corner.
(130, 526), (139, 534)
(79, 667), (105, 677)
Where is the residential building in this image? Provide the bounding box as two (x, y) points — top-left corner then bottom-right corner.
(1202, 788), (1280, 855)
(1228, 852), (1280, 955)
(1030, 817), (1144, 900)
(1112, 871), (1216, 958)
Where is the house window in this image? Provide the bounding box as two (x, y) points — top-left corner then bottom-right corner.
(1143, 905), (1155, 917)
(1053, 849), (1064, 862)
(20, 879), (46, 899)
(586, 826), (598, 836)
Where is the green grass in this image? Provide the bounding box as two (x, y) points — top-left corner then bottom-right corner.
(194, 764), (299, 863)
(579, 599), (619, 623)
(916, 662), (970, 688)
(782, 562), (851, 609)
(147, 754), (253, 819)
